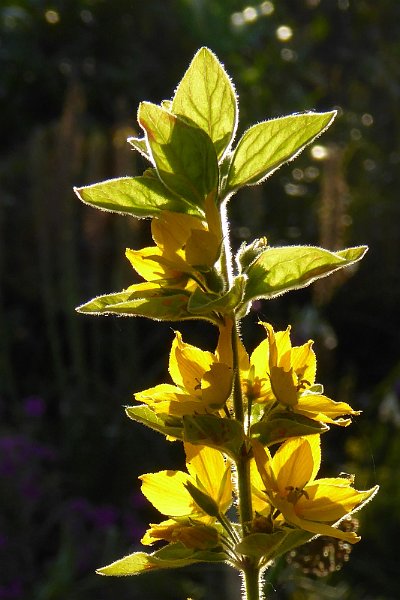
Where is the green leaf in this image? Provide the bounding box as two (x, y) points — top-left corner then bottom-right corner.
(244, 245), (368, 301)
(183, 415), (244, 459)
(125, 405), (184, 440)
(235, 532), (288, 560)
(74, 176), (202, 219)
(97, 542), (227, 576)
(251, 412), (329, 446)
(226, 111), (336, 190)
(76, 287), (197, 321)
(127, 136), (152, 162)
(138, 102), (219, 208)
(187, 275), (246, 315)
(236, 529), (312, 562)
(172, 47), (238, 160)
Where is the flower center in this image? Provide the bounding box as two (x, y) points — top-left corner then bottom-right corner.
(284, 485), (309, 505)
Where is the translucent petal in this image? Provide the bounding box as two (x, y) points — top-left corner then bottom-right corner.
(185, 443), (231, 510)
(275, 498), (361, 544)
(169, 331), (215, 392)
(126, 246), (167, 281)
(151, 211), (203, 253)
(297, 394), (360, 421)
(273, 435), (320, 491)
(140, 470), (193, 516)
(291, 341), (316, 387)
(297, 482), (374, 522)
(201, 363), (233, 409)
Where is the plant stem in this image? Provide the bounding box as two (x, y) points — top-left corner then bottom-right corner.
(219, 200), (260, 599)
(243, 563), (261, 600)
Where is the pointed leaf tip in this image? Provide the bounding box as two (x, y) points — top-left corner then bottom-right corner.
(227, 110), (336, 191)
(172, 47), (238, 160)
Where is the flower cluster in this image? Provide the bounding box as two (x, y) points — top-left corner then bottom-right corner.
(76, 47), (377, 597)
(131, 323), (377, 568)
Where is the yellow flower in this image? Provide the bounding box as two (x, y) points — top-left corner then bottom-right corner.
(139, 443), (232, 548)
(252, 435), (378, 543)
(135, 330), (232, 416)
(126, 196), (222, 292)
(242, 322), (360, 427)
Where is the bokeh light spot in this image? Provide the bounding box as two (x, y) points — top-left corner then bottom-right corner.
(276, 25), (293, 41)
(44, 9), (60, 24)
(311, 145), (329, 160)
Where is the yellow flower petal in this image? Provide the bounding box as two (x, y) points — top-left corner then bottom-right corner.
(291, 341), (316, 388)
(141, 518), (178, 545)
(151, 211), (203, 254)
(185, 443), (232, 512)
(126, 246), (166, 282)
(169, 331), (215, 392)
(140, 470), (193, 516)
(273, 435), (321, 492)
(201, 363), (233, 410)
(252, 439), (278, 492)
(296, 393), (360, 425)
(141, 519), (219, 549)
(275, 499), (361, 544)
(250, 457), (272, 515)
(298, 482), (375, 522)
(185, 229), (220, 268)
(216, 319), (234, 367)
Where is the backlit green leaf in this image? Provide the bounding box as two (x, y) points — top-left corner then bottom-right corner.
(172, 47), (238, 160)
(236, 529), (312, 562)
(76, 286), (223, 323)
(187, 275), (246, 315)
(97, 542), (227, 576)
(125, 405), (184, 440)
(244, 245), (367, 301)
(138, 102), (219, 208)
(74, 176), (202, 219)
(251, 412), (329, 446)
(127, 136), (152, 162)
(183, 415), (244, 459)
(226, 111), (336, 190)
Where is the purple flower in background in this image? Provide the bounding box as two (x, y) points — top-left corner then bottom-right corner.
(91, 505), (118, 529)
(23, 395), (45, 418)
(0, 435), (57, 478)
(0, 580), (23, 599)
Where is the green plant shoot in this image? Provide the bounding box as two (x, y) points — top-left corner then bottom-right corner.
(75, 47), (378, 600)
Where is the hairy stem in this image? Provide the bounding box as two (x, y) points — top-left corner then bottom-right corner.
(219, 199), (260, 600)
(243, 563), (262, 600)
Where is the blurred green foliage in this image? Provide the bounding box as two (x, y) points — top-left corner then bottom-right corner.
(1, 1), (400, 598)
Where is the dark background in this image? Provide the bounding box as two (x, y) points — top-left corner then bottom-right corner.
(1, 1), (399, 598)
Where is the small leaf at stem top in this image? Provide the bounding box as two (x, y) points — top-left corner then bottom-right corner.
(138, 101), (219, 208)
(172, 47), (238, 161)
